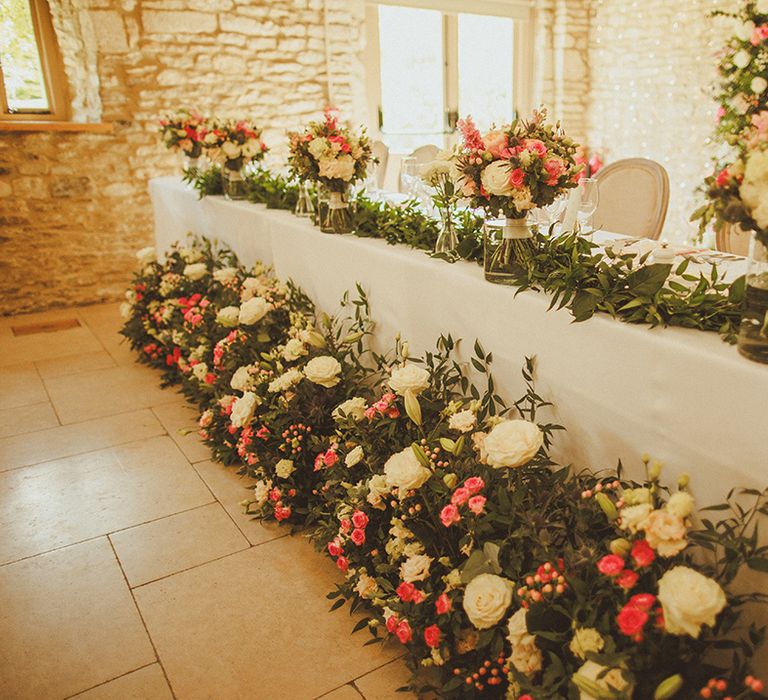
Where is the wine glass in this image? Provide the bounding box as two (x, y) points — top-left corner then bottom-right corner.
(577, 177), (599, 235)
(399, 157), (418, 196)
(543, 195), (568, 230)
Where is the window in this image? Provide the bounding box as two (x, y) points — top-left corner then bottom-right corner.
(0, 0), (69, 121)
(364, 0), (534, 152)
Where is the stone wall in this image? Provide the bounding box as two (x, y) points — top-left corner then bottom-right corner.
(586, 0), (739, 241)
(0, 0), (366, 315)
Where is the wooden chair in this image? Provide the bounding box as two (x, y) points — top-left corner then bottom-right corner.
(408, 144), (440, 166)
(594, 158), (670, 239)
(715, 224), (751, 256)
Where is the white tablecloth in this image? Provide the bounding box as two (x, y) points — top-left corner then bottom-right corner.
(150, 176), (767, 504)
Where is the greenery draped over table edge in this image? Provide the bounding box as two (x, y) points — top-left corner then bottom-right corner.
(183, 166), (746, 344)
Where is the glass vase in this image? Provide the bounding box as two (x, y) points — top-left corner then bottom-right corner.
(483, 216), (536, 284)
(319, 186), (353, 234)
(294, 181), (315, 218)
(224, 167), (246, 201)
(183, 155), (200, 178)
(737, 232), (768, 364)
(435, 207), (458, 255)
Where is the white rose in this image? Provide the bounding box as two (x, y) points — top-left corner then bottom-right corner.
(213, 267), (238, 283)
(192, 362), (208, 381)
(366, 473), (390, 508)
(230, 365), (253, 392)
(184, 262), (207, 280)
(304, 356), (342, 388)
(420, 158), (452, 185)
(230, 392), (258, 428)
(666, 491), (695, 518)
(741, 149), (768, 229)
(618, 503), (653, 533)
(216, 305), (240, 327)
(345, 445), (364, 468)
(389, 364), (430, 397)
(569, 628), (605, 660)
(222, 140), (241, 159)
(318, 154), (356, 182)
(275, 459), (295, 479)
(267, 368), (303, 393)
(752, 76), (768, 94)
(119, 302), (132, 319)
(622, 487), (652, 505)
(574, 661), (633, 700)
(243, 139), (262, 158)
(399, 553), (433, 583)
(462, 573), (513, 630)
(282, 338), (307, 362)
(483, 419), (543, 468)
(354, 573), (379, 599)
(657, 566), (726, 638)
(307, 137), (329, 160)
(643, 509), (687, 557)
(239, 296), (270, 325)
(506, 608), (542, 676)
(480, 160), (514, 197)
(383, 447), (432, 492)
(180, 247), (202, 263)
(333, 396), (367, 422)
(253, 479), (272, 507)
(511, 186), (535, 211)
(731, 94), (751, 115)
(449, 409), (476, 433)
(733, 49), (751, 69)
(757, 0), (768, 14)
(736, 20), (755, 41)
(136, 246), (156, 267)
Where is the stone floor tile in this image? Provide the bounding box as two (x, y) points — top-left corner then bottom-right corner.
(69, 664), (173, 700)
(0, 325), (104, 367)
(354, 659), (417, 700)
(0, 408), (165, 472)
(151, 401), (211, 463)
(0, 402), (59, 439)
(111, 503), (250, 587)
(134, 538), (402, 700)
(35, 350), (116, 379)
(0, 363), (48, 410)
(0, 538), (155, 699)
(0, 435), (213, 564)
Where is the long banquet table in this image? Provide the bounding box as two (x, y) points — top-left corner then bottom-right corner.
(150, 176), (767, 504)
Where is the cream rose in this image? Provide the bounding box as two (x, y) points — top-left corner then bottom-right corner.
(752, 76), (768, 95)
(741, 149), (768, 230)
(506, 608), (542, 676)
(318, 154), (355, 181)
(666, 491), (695, 518)
(333, 396), (367, 422)
(574, 661), (633, 700)
(383, 447), (432, 492)
(643, 509), (687, 557)
(449, 409), (476, 433)
(304, 356), (342, 388)
(345, 445), (364, 468)
(399, 553), (432, 583)
(480, 160), (514, 197)
(253, 479), (272, 507)
(221, 140), (241, 159)
(184, 262), (207, 280)
(618, 503), (653, 533)
(230, 392), (258, 428)
(268, 368), (303, 393)
(216, 305), (240, 327)
(482, 419), (543, 468)
(213, 266), (238, 283)
(307, 136), (329, 160)
(119, 302), (132, 319)
(569, 628), (605, 660)
(389, 364), (430, 397)
(275, 459), (295, 479)
(657, 566), (726, 638)
(366, 474), (390, 508)
(463, 573), (513, 629)
(354, 573), (379, 599)
(733, 50), (751, 69)
(230, 365), (253, 392)
(282, 338), (307, 362)
(192, 362), (208, 381)
(239, 296), (270, 325)
(757, 0), (768, 15)
(136, 246), (156, 267)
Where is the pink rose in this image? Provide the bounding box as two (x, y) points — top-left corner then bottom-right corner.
(597, 554), (625, 577)
(339, 518), (351, 533)
(323, 450), (338, 467)
(327, 538), (342, 557)
(336, 556), (349, 572)
(350, 528), (366, 546)
(351, 510), (369, 529)
(616, 569), (639, 590)
(467, 495), (486, 515)
(268, 488), (282, 503)
(274, 505), (292, 521)
(435, 592), (452, 615)
(424, 624), (441, 648)
(397, 581), (417, 602)
(396, 620), (412, 644)
(451, 487), (471, 506)
(386, 615), (398, 633)
(521, 138), (547, 157)
(464, 476), (484, 494)
(508, 168), (525, 188)
(630, 539), (655, 568)
(751, 24), (768, 46)
(543, 157), (566, 186)
(484, 130), (508, 158)
(440, 504), (461, 527)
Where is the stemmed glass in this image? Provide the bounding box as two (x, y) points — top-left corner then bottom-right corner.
(399, 157), (418, 196)
(577, 177), (599, 235)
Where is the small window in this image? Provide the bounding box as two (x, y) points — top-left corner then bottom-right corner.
(0, 0), (69, 121)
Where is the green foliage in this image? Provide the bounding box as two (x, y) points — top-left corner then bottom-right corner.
(246, 169), (302, 209)
(183, 165), (224, 198)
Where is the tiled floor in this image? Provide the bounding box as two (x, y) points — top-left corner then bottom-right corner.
(0, 303), (411, 700)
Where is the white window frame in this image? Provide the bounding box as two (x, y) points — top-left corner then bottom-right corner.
(364, 0), (536, 149)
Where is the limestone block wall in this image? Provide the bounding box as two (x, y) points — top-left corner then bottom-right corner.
(0, 0), (366, 315)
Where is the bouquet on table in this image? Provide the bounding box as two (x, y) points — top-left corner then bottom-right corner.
(454, 108), (581, 284)
(203, 119), (267, 200)
(692, 0), (768, 363)
(287, 108), (372, 234)
(420, 148), (462, 254)
(158, 109), (207, 174)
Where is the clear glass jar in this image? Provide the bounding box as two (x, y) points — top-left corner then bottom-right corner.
(319, 185), (353, 234)
(737, 232), (768, 364)
(224, 167), (247, 201)
(483, 215), (535, 284)
(294, 180), (315, 218)
(434, 207), (458, 255)
(183, 155), (200, 178)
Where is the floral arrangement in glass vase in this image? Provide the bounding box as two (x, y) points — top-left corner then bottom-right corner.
(454, 108), (581, 284)
(287, 108), (372, 234)
(419, 148), (461, 255)
(693, 0), (768, 363)
(203, 119), (268, 201)
(158, 109), (207, 174)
